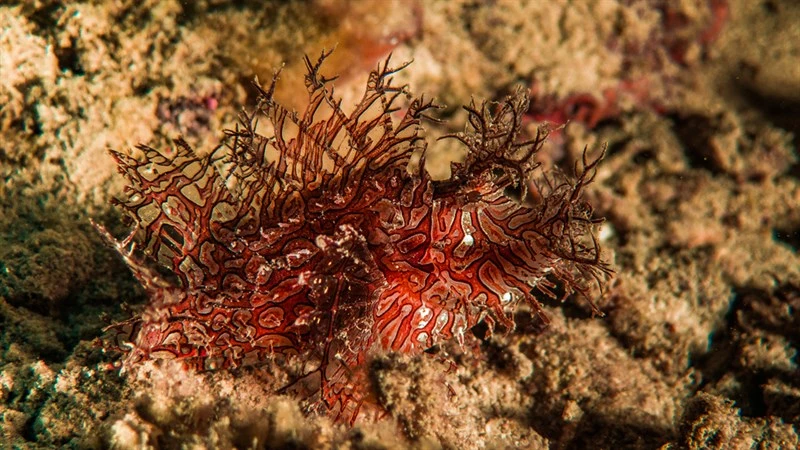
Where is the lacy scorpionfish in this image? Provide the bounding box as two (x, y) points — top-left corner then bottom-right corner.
(97, 51), (611, 423)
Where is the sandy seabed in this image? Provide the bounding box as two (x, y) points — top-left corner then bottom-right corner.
(1, 1), (798, 448)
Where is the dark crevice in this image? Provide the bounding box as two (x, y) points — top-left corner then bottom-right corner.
(690, 285), (742, 381)
(762, 0), (779, 15)
(772, 227), (800, 252)
(566, 413), (673, 450)
(54, 39), (85, 76)
(691, 284), (800, 421)
(526, 405), (674, 449)
(25, 2), (63, 32)
(22, 404), (43, 443)
(735, 73), (800, 160)
(669, 113), (724, 174)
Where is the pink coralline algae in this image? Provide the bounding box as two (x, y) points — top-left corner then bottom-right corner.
(95, 50), (612, 423)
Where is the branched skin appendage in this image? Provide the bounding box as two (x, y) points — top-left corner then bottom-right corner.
(97, 49), (611, 424)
